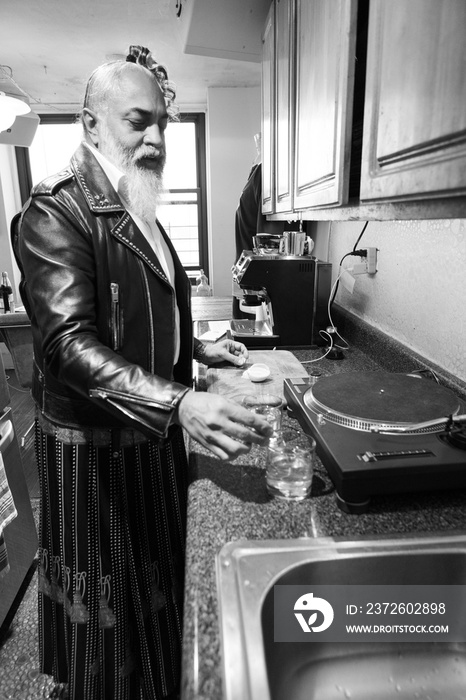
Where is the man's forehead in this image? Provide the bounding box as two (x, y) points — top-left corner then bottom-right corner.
(112, 68), (165, 108)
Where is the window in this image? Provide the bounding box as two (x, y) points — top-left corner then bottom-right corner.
(16, 112), (209, 277)
(158, 113), (208, 276)
(27, 114), (82, 183)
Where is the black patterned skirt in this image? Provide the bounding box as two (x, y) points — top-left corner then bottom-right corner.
(35, 415), (188, 700)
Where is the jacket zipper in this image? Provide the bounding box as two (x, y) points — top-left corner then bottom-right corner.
(138, 260), (156, 373)
(110, 282), (121, 351)
(89, 386), (173, 411)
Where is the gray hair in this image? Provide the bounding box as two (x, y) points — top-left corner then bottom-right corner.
(80, 59), (179, 131)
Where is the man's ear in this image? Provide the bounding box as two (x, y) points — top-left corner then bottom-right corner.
(82, 108), (100, 146)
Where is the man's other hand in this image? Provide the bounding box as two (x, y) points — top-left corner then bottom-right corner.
(202, 339), (248, 367)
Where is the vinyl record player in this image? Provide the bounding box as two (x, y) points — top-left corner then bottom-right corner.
(284, 371), (466, 513)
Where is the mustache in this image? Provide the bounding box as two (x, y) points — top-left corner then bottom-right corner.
(133, 146), (166, 162)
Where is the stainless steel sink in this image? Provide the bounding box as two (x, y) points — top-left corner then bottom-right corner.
(216, 533), (466, 700)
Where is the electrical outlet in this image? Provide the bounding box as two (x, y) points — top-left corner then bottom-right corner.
(365, 247), (378, 274)
(350, 262), (367, 275)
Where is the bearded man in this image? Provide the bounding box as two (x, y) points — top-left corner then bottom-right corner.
(12, 47), (271, 700)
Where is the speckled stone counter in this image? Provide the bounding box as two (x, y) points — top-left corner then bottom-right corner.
(181, 325), (466, 700)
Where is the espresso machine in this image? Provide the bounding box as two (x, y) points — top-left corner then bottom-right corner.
(230, 248), (332, 347)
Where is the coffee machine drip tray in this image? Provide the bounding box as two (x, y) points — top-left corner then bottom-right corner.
(229, 319), (279, 347)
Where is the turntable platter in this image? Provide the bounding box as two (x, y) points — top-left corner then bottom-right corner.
(304, 372), (462, 432)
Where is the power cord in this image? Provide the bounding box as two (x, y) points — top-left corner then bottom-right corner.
(301, 271), (349, 364)
(327, 273), (350, 348)
(301, 222), (369, 365)
(301, 329), (334, 363)
(329, 221), (369, 306)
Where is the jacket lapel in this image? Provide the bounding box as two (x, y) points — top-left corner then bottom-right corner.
(71, 143), (171, 284)
(111, 213), (171, 284)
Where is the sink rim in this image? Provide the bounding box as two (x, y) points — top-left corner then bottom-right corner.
(216, 531), (466, 700)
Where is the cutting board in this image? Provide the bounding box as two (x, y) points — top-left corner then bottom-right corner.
(205, 350), (307, 403)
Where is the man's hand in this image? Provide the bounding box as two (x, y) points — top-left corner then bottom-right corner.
(174, 391), (273, 461)
(201, 339), (248, 367)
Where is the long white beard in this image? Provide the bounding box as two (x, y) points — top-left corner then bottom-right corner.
(98, 123), (166, 221)
(121, 165), (165, 222)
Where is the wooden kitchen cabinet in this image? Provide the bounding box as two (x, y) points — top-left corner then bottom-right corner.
(274, 0), (295, 213)
(293, 0), (358, 210)
(360, 0), (466, 202)
(262, 0), (358, 214)
(262, 0), (466, 220)
(261, 3), (275, 214)
(262, 0), (358, 213)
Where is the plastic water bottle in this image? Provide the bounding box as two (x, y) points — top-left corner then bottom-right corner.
(1, 272), (15, 313)
(195, 269), (211, 297)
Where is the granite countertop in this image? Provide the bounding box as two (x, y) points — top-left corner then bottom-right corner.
(181, 339), (466, 700)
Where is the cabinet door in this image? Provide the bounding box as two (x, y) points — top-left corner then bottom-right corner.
(361, 0), (466, 202)
(294, 0), (357, 209)
(261, 4), (275, 214)
(275, 0), (295, 213)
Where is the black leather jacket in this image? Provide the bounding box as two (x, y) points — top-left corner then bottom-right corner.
(12, 142), (198, 439)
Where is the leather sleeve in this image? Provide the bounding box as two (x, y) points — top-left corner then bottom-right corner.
(17, 191), (191, 439)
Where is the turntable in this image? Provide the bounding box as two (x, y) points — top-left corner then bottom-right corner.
(284, 371), (466, 513)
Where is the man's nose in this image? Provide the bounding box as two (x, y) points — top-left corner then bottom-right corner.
(143, 124), (164, 147)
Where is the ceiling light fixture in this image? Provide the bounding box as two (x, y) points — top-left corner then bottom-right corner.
(0, 92), (30, 132)
(0, 66), (31, 133)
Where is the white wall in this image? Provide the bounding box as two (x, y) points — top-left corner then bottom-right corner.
(0, 145), (23, 369)
(206, 87), (261, 295)
(0, 145), (22, 299)
(311, 219), (466, 382)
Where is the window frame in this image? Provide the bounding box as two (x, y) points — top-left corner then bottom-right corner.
(15, 111), (209, 278)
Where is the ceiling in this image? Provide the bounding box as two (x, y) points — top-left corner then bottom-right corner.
(0, 0), (270, 114)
